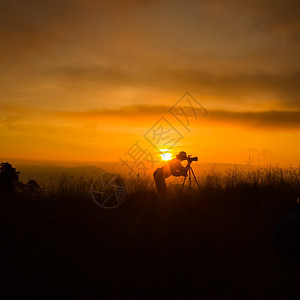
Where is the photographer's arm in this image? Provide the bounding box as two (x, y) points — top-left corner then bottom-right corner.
(176, 161), (191, 176)
(172, 171), (182, 177)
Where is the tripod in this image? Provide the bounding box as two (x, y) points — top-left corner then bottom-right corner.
(181, 165), (201, 192)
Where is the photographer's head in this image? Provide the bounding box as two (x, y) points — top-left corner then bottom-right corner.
(176, 151), (188, 161)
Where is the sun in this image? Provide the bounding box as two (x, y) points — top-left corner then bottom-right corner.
(160, 149), (172, 161)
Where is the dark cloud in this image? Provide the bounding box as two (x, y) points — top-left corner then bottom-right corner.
(0, 0), (75, 59)
(0, 0), (299, 111)
(61, 107), (300, 129)
(2, 104), (300, 129)
(57, 104), (168, 117)
(204, 0), (300, 40)
(207, 109), (300, 129)
(48, 65), (300, 107)
(249, 0), (300, 40)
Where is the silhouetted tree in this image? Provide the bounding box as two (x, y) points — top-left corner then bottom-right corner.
(15, 180), (26, 194)
(15, 179), (43, 201)
(26, 180), (42, 200)
(0, 162), (20, 213)
(26, 179), (42, 193)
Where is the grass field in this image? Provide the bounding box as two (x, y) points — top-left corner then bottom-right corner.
(2, 165), (300, 298)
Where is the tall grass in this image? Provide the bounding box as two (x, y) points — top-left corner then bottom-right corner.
(199, 165), (300, 190)
(38, 165), (300, 202)
(41, 173), (95, 202)
(7, 164), (300, 298)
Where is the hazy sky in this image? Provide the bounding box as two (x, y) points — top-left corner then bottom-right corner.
(1, 0), (299, 167)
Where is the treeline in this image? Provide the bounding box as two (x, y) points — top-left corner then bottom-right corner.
(0, 162), (42, 207)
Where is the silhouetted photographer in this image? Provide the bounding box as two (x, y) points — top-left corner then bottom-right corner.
(153, 151), (198, 199)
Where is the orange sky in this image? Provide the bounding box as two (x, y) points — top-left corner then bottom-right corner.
(1, 0), (300, 170)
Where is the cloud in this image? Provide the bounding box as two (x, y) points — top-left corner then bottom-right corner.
(2, 63), (300, 111)
(204, 0), (300, 40)
(48, 65), (300, 108)
(1, 0), (300, 113)
(207, 109), (300, 129)
(2, 104), (300, 130)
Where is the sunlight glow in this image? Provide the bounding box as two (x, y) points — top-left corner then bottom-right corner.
(160, 149), (172, 161)
(161, 152), (172, 161)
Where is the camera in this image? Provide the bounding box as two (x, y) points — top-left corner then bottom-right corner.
(188, 155), (198, 163)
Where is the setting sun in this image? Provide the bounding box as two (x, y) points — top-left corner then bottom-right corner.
(160, 149), (172, 161)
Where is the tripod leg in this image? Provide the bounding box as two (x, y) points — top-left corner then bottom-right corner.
(190, 167), (201, 191)
(181, 175), (187, 190)
(189, 167), (192, 190)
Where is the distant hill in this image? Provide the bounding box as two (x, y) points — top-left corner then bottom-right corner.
(15, 165), (106, 184)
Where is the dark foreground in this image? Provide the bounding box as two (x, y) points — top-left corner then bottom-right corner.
(1, 187), (300, 299)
